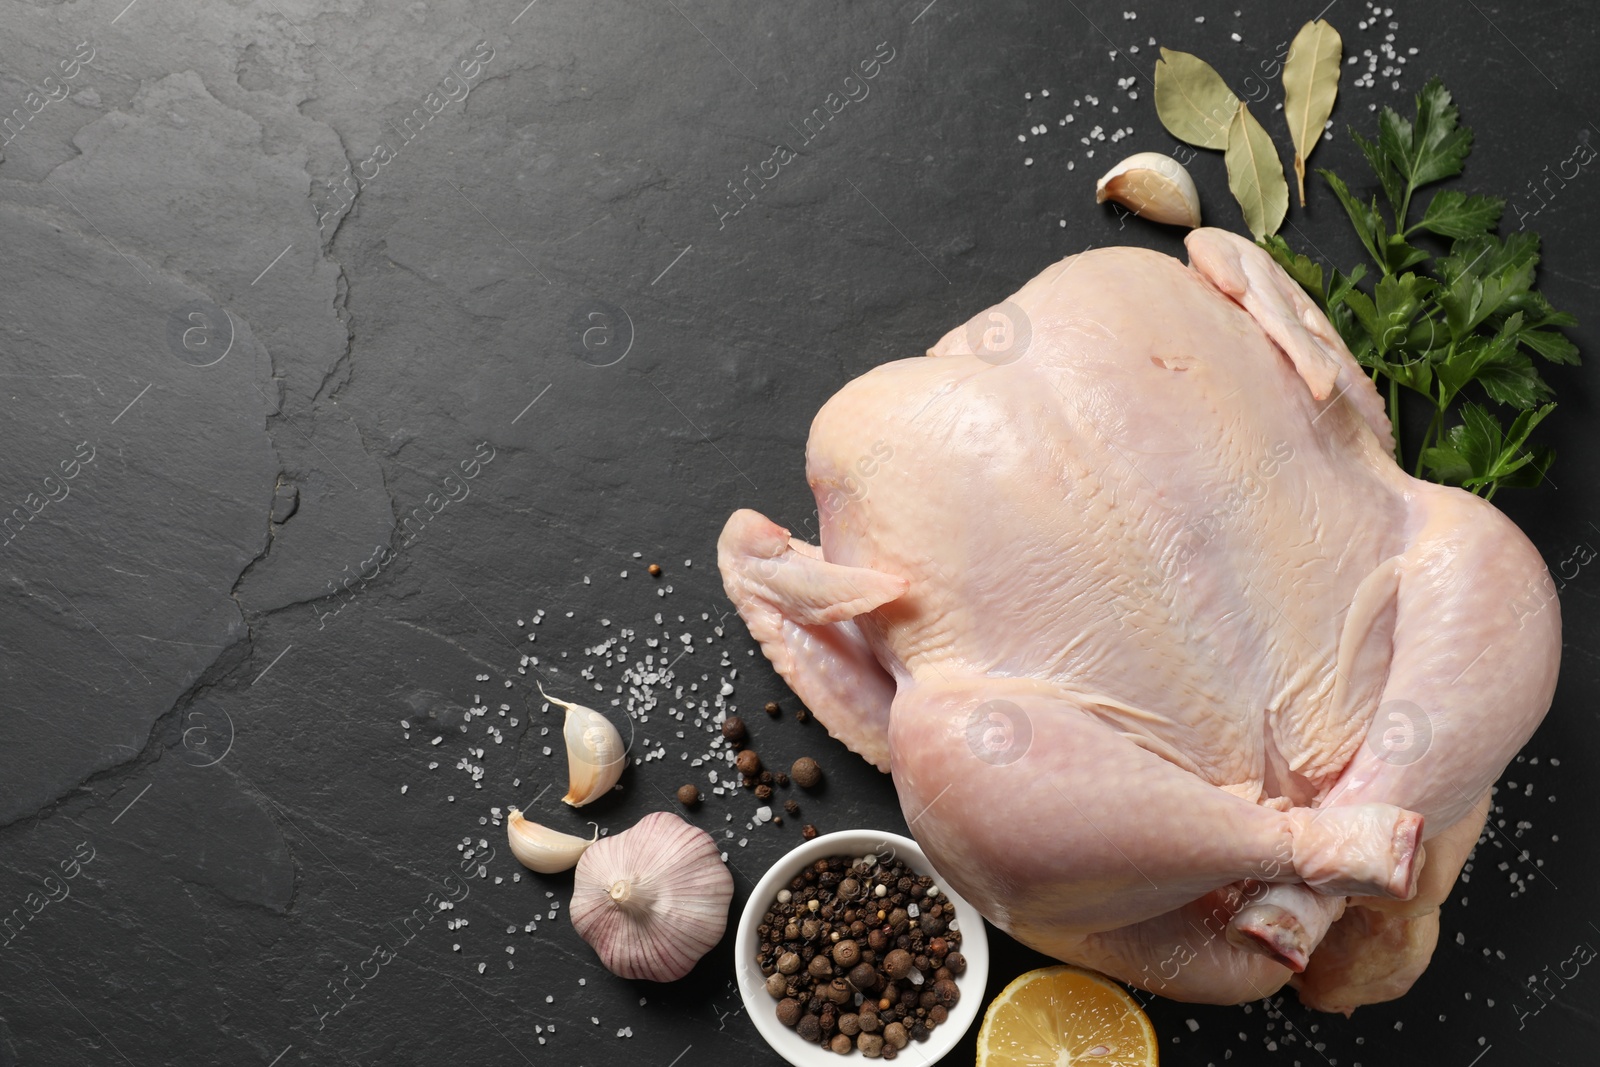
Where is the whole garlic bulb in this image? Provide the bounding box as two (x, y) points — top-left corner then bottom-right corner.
(539, 683), (626, 806)
(570, 810), (734, 982)
(506, 808), (597, 874)
(1095, 151), (1203, 228)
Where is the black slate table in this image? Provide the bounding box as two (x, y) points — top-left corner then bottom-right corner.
(1, 0), (1595, 1064)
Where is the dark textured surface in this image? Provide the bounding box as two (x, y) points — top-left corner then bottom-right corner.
(1, 0), (1596, 1064)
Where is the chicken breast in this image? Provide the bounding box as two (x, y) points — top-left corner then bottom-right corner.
(718, 228), (1561, 1008)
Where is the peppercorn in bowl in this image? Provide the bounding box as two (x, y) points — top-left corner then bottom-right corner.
(735, 830), (990, 1064)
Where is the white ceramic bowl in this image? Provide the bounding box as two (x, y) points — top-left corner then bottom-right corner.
(734, 829), (990, 1065)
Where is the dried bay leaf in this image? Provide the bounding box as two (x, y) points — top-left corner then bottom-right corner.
(1154, 47), (1240, 150)
(1282, 19), (1343, 205)
(1225, 103), (1288, 239)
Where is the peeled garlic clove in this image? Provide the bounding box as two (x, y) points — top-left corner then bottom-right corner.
(506, 808), (598, 873)
(540, 683), (626, 806)
(1095, 151), (1202, 228)
(570, 811), (734, 982)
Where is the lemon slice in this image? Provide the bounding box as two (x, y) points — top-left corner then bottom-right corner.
(975, 964), (1159, 1066)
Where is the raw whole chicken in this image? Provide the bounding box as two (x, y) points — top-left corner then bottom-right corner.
(718, 228), (1561, 1011)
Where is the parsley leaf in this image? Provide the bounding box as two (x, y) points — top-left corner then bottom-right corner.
(1259, 234), (1325, 297)
(1422, 402), (1555, 499)
(1373, 78), (1474, 222)
(1411, 189), (1505, 240)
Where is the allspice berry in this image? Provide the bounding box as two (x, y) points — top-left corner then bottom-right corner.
(796, 1014), (822, 1042)
(721, 715), (747, 744)
(777, 951), (802, 975)
(791, 757), (822, 788)
(849, 961), (879, 992)
(675, 783), (701, 806)
(832, 939), (861, 968)
(807, 954), (834, 979)
(648, 563), (662, 577)
(883, 948), (914, 980)
(931, 978), (960, 1007)
(736, 749), (761, 776)
(883, 1021), (909, 1049)
(857, 1032), (885, 1057)
(830, 1034), (852, 1054)
(765, 973), (788, 999)
(838, 1012), (861, 1037)
(777, 998), (803, 1027)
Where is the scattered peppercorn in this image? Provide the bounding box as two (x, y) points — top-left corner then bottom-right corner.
(755, 853), (964, 1055)
(648, 563), (662, 577)
(795, 706), (810, 723)
(764, 700), (781, 717)
(675, 784), (700, 806)
(774, 771), (790, 787)
(791, 756), (823, 788)
(755, 783), (773, 800)
(722, 715), (747, 744)
(802, 824), (818, 840)
(736, 749), (761, 776)
(784, 799), (800, 815)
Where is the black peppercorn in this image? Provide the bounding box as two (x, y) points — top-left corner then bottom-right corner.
(784, 799), (800, 815)
(803, 823), (818, 840)
(764, 700), (781, 716)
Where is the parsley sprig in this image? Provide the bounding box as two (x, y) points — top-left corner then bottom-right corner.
(1262, 78), (1578, 499)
